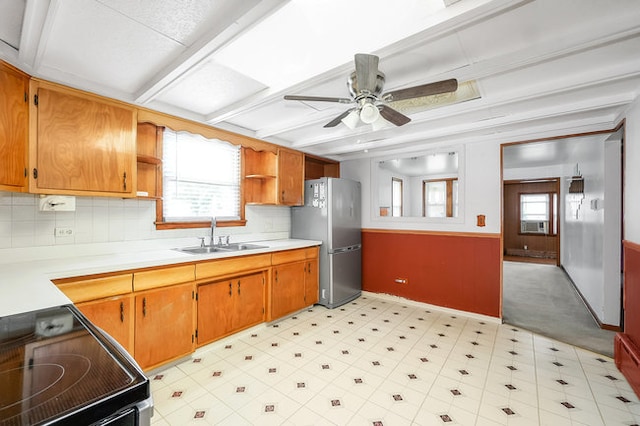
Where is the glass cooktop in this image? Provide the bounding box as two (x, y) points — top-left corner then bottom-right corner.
(0, 305), (149, 425)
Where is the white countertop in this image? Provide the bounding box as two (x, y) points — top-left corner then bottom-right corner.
(0, 239), (321, 317)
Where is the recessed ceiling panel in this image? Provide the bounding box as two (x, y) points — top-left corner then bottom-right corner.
(456, 0), (640, 64)
(478, 36), (640, 102)
(378, 34), (468, 88)
(95, 0), (229, 46)
(214, 0), (448, 88)
(41, 0), (185, 93)
(155, 59), (267, 115)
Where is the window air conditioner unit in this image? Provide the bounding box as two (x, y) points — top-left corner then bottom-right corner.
(521, 220), (548, 234)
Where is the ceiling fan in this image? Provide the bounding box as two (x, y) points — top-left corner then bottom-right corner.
(284, 53), (458, 129)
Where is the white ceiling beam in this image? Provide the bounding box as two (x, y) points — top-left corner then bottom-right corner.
(260, 25), (640, 141)
(320, 106), (620, 159)
(134, 0), (289, 104)
(204, 0), (530, 125)
(18, 0), (57, 72)
(292, 78), (638, 152)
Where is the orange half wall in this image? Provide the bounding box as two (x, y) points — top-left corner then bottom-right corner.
(362, 229), (502, 318)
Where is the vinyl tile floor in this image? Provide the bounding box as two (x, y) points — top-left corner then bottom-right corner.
(148, 294), (640, 425)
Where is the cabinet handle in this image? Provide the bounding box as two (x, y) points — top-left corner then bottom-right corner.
(229, 282), (232, 297)
(275, 270), (278, 283)
(142, 297), (146, 317)
(238, 280), (241, 295)
(120, 301), (124, 323)
(123, 172), (127, 191)
(308, 262), (312, 275)
(281, 190), (285, 202)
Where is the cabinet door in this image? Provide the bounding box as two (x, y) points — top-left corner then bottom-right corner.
(31, 83), (136, 196)
(304, 259), (319, 306)
(233, 272), (265, 330)
(278, 149), (303, 206)
(197, 279), (235, 346)
(0, 62), (28, 191)
(134, 282), (195, 370)
(77, 295), (134, 354)
(271, 261), (306, 319)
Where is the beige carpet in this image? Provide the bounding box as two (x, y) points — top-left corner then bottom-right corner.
(502, 261), (616, 357)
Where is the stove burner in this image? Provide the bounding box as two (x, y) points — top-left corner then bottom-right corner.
(0, 354), (91, 419)
(1, 313), (140, 426)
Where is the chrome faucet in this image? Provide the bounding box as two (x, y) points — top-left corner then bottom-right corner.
(209, 217), (216, 246)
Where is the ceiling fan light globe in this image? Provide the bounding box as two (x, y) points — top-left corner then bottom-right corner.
(360, 103), (380, 124)
(341, 110), (360, 129)
(371, 115), (388, 131)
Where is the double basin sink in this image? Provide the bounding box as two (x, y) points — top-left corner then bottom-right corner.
(176, 243), (268, 255)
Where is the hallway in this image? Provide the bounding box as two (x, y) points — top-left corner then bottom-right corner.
(502, 261), (616, 357)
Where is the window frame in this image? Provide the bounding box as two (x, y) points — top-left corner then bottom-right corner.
(422, 178), (458, 218)
(518, 191), (557, 236)
(137, 112), (276, 231)
(391, 177), (403, 217)
(158, 128), (242, 228)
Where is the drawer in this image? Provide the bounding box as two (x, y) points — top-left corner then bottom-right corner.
(304, 246), (319, 258)
(271, 249), (307, 265)
(55, 274), (133, 303)
(133, 264), (195, 291)
(196, 253), (271, 280)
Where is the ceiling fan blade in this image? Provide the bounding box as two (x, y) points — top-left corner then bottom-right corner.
(323, 110), (353, 128)
(382, 78), (458, 102)
(284, 95), (352, 104)
(379, 105), (411, 126)
(354, 53), (379, 94)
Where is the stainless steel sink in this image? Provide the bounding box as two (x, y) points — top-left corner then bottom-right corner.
(176, 243), (268, 255)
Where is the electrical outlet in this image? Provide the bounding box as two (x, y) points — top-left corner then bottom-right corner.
(55, 227), (74, 237)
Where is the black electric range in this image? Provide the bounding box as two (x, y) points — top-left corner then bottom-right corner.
(0, 305), (151, 425)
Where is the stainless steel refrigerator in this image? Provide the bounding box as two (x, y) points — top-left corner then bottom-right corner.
(291, 177), (361, 308)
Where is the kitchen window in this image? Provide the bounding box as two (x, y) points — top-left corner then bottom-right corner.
(423, 178), (458, 217)
(161, 128), (241, 224)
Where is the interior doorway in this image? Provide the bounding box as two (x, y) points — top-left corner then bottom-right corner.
(501, 128), (624, 354)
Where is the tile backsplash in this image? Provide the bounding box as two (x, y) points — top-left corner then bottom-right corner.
(0, 192), (290, 249)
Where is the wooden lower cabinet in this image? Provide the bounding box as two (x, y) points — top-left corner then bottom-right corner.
(304, 258), (319, 306)
(54, 246), (319, 370)
(197, 271), (265, 346)
(76, 294), (134, 355)
(271, 261), (306, 319)
(134, 282), (195, 370)
(270, 247), (319, 321)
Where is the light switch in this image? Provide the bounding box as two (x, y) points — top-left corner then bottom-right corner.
(477, 215), (486, 227)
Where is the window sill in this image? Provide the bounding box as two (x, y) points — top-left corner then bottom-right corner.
(156, 219), (247, 230)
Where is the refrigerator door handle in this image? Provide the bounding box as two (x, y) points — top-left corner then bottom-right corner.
(329, 244), (361, 254)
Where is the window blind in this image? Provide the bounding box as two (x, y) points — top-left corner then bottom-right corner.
(163, 129), (241, 221)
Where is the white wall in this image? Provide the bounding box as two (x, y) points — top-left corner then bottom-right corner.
(0, 192), (290, 251)
(342, 140), (502, 234)
(624, 98), (640, 243)
(560, 137), (617, 325)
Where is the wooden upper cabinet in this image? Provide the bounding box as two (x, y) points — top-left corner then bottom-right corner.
(243, 147), (303, 206)
(277, 149), (304, 206)
(0, 61), (29, 192)
(136, 122), (162, 199)
(29, 80), (137, 197)
(304, 154), (340, 180)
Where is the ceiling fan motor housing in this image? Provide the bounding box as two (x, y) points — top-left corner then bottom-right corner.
(348, 71), (386, 98)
